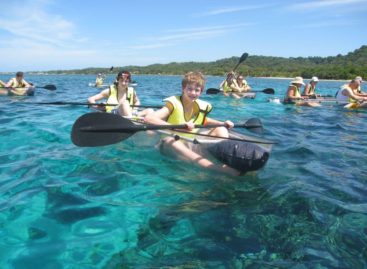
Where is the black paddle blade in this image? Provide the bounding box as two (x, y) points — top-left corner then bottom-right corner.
(71, 112), (134, 147)
(263, 88), (275, 95)
(243, 118), (263, 134)
(206, 88), (221, 94)
(109, 66), (114, 72)
(42, 84), (57, 91)
(239, 53), (249, 64)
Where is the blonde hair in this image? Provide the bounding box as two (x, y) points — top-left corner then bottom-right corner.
(182, 71), (206, 91)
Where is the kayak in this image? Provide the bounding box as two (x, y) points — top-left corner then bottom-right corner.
(71, 112), (274, 175)
(152, 128), (273, 174)
(268, 97), (348, 106)
(0, 87), (35, 96)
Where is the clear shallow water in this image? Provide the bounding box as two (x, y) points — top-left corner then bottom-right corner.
(0, 74), (366, 268)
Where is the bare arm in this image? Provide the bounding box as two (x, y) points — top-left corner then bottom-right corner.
(88, 88), (109, 103)
(144, 105), (171, 125)
(133, 92), (141, 106)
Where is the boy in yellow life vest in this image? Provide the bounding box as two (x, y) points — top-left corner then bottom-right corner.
(144, 71), (240, 176)
(88, 70), (152, 117)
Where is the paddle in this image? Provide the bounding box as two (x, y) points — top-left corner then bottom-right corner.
(71, 112), (273, 147)
(233, 53), (249, 72)
(29, 101), (161, 109)
(206, 88), (275, 95)
(7, 84), (57, 91)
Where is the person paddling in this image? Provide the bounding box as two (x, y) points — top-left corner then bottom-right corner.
(88, 70), (152, 117)
(144, 71), (240, 176)
(236, 75), (251, 93)
(336, 79), (367, 108)
(302, 76), (319, 97)
(284, 77), (320, 107)
(2, 72), (33, 96)
(220, 72), (242, 99)
(95, 73), (104, 87)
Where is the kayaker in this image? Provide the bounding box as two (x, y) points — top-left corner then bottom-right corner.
(95, 73), (104, 87)
(4, 72), (32, 96)
(302, 76), (319, 97)
(88, 70), (152, 117)
(284, 76), (320, 107)
(236, 75), (251, 93)
(220, 72), (242, 99)
(144, 71), (240, 176)
(336, 79), (367, 107)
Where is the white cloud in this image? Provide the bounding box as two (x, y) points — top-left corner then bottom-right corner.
(196, 5), (269, 16)
(289, 0), (367, 10)
(295, 20), (357, 28)
(129, 23), (254, 51)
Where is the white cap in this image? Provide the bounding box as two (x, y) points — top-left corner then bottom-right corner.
(311, 76), (319, 82)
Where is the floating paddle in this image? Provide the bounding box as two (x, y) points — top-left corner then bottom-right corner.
(71, 112), (274, 147)
(206, 88), (275, 95)
(26, 101), (162, 109)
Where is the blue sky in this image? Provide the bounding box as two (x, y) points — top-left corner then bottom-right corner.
(0, 0), (366, 71)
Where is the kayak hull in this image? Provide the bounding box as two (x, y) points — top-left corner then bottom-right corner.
(156, 129), (272, 174)
(0, 87), (35, 96)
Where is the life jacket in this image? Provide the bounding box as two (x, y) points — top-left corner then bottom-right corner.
(222, 81), (232, 93)
(8, 78), (27, 87)
(95, 77), (103, 86)
(284, 84), (301, 103)
(164, 96), (212, 134)
(105, 85), (135, 113)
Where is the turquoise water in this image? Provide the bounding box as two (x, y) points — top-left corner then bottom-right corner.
(0, 74), (366, 268)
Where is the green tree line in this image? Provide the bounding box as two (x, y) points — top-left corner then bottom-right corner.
(34, 45), (367, 80)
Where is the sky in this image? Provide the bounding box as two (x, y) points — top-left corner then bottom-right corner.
(0, 0), (366, 72)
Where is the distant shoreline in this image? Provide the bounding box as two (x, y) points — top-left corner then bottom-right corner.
(255, 76), (349, 82)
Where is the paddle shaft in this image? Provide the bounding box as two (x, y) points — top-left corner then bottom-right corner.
(30, 101), (161, 109)
(80, 122), (260, 133)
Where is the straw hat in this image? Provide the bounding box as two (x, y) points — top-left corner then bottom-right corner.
(290, 76), (305, 85)
(311, 76), (319, 82)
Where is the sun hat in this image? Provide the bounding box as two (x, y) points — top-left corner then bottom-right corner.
(355, 76), (363, 82)
(290, 76), (305, 85)
(242, 79), (248, 86)
(311, 76), (319, 82)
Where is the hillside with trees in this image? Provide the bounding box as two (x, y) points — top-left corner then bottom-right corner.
(37, 45), (367, 79)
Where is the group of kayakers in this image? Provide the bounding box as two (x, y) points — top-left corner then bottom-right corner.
(220, 72), (252, 98)
(88, 70), (240, 176)
(283, 75), (366, 107)
(0, 72), (33, 96)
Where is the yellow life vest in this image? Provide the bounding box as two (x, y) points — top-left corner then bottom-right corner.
(308, 84), (316, 95)
(222, 81), (232, 93)
(95, 77), (103, 86)
(8, 78), (26, 87)
(105, 85), (135, 113)
(164, 96), (212, 134)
